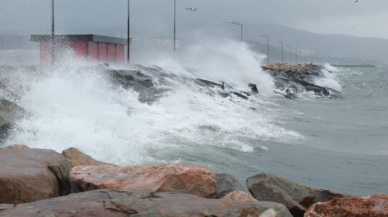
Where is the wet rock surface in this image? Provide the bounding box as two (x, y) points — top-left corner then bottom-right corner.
(247, 173), (350, 217)
(305, 194), (388, 217)
(70, 164), (219, 199)
(247, 173), (314, 217)
(0, 189), (293, 217)
(217, 173), (249, 198)
(62, 147), (115, 167)
(0, 149), (78, 204)
(0, 99), (23, 143)
(262, 63), (342, 99)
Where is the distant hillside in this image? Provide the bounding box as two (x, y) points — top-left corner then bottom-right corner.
(241, 23), (388, 66)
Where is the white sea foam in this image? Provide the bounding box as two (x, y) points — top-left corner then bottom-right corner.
(314, 63), (342, 91)
(3, 41), (301, 166)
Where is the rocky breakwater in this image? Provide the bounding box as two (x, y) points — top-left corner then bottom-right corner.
(262, 63), (342, 99)
(1, 146), (387, 217)
(0, 147), (293, 217)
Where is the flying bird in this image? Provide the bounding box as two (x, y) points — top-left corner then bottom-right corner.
(355, 0), (358, 3)
(186, 8), (196, 12)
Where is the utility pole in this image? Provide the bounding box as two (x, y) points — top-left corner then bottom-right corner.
(173, 0), (176, 60)
(286, 45), (292, 64)
(127, 0), (130, 64)
(51, 0), (55, 64)
(51, 0), (55, 36)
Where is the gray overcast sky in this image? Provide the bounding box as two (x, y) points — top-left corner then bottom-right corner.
(1, 0), (388, 39)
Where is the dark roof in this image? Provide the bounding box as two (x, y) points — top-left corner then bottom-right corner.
(30, 34), (127, 45)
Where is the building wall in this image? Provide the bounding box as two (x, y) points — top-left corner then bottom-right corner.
(88, 42), (98, 61)
(41, 42), (53, 65)
(39, 40), (125, 65)
(107, 44), (116, 63)
(98, 43), (107, 62)
(116, 45), (124, 63)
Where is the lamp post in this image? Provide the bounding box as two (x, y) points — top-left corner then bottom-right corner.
(286, 45), (292, 64)
(173, 2), (196, 60)
(127, 0), (130, 64)
(51, 0), (55, 36)
(260, 34), (269, 64)
(173, 0), (176, 60)
(228, 21), (243, 42)
(51, 0), (55, 64)
(276, 40), (283, 64)
(295, 48), (299, 63)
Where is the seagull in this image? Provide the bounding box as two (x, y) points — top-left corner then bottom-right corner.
(355, 0), (358, 3)
(186, 8), (196, 12)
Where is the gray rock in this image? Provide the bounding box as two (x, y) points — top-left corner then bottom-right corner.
(216, 173), (248, 198)
(247, 173), (315, 217)
(0, 189), (293, 217)
(0, 99), (23, 143)
(312, 189), (352, 204)
(247, 173), (351, 217)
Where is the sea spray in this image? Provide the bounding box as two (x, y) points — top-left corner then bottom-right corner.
(314, 64), (342, 92)
(2, 42), (301, 166)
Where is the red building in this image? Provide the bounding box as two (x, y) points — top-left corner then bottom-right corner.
(31, 35), (127, 65)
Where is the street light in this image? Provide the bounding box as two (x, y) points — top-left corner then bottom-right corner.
(294, 48), (300, 63)
(276, 40), (283, 64)
(127, 0), (130, 64)
(228, 21), (243, 42)
(260, 34), (269, 64)
(286, 45), (292, 64)
(173, 1), (196, 60)
(51, 0), (55, 36)
(173, 0), (176, 60)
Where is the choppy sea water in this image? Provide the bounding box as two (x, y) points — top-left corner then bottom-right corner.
(1, 41), (387, 197)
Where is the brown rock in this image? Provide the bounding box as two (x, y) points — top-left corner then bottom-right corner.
(223, 191), (258, 202)
(62, 147), (114, 167)
(71, 164), (219, 199)
(0, 149), (78, 204)
(0, 189), (293, 217)
(5, 144), (29, 149)
(305, 194), (388, 217)
(247, 173), (315, 217)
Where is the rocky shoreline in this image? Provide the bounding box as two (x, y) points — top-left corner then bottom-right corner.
(0, 146), (387, 217)
(261, 63), (342, 99)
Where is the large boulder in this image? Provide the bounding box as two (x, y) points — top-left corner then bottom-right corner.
(0, 148), (78, 204)
(0, 189), (293, 217)
(247, 174), (315, 217)
(217, 173), (248, 198)
(305, 194), (388, 217)
(247, 174), (351, 217)
(62, 147), (114, 167)
(71, 164), (219, 199)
